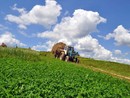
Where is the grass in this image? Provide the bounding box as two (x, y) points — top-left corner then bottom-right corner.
(0, 47), (130, 97)
(1, 47), (130, 78)
(39, 51), (130, 78)
(79, 57), (130, 77)
(0, 47), (41, 61)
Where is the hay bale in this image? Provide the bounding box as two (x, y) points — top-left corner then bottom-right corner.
(51, 42), (66, 58)
(51, 42), (66, 54)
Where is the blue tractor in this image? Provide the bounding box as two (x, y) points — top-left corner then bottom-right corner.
(60, 46), (79, 63)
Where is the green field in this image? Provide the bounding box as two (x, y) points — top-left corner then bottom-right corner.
(0, 47), (130, 97)
(79, 57), (130, 78)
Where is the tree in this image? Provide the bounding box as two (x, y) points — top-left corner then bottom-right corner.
(1, 43), (7, 47)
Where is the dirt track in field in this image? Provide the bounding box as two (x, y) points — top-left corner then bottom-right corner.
(90, 66), (130, 82)
(78, 64), (130, 82)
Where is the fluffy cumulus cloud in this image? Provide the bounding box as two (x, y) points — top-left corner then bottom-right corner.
(114, 49), (122, 55)
(36, 9), (113, 60)
(75, 36), (112, 60)
(5, 0), (62, 29)
(32, 41), (54, 51)
(0, 32), (26, 47)
(37, 9), (106, 40)
(111, 57), (130, 65)
(105, 25), (130, 46)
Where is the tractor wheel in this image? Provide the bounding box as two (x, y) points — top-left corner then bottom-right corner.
(65, 56), (69, 62)
(75, 58), (79, 63)
(60, 52), (65, 60)
(54, 53), (57, 58)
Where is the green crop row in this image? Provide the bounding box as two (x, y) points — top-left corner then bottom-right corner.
(0, 57), (130, 97)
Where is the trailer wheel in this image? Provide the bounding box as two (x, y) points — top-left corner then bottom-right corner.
(54, 53), (57, 58)
(65, 56), (69, 62)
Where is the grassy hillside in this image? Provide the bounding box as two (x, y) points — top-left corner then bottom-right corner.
(79, 57), (130, 78)
(41, 51), (130, 79)
(0, 47), (130, 97)
(0, 47), (41, 61)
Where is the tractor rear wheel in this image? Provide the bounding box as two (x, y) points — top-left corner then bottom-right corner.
(65, 56), (69, 62)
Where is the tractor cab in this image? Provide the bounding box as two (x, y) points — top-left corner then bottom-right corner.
(64, 46), (78, 57)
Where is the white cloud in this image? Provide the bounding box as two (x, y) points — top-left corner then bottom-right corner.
(12, 4), (27, 14)
(105, 25), (130, 46)
(5, 0), (62, 29)
(37, 9), (106, 39)
(0, 24), (8, 31)
(32, 44), (48, 51)
(75, 36), (112, 60)
(18, 24), (27, 30)
(18, 31), (31, 37)
(64, 11), (70, 16)
(114, 50), (122, 55)
(0, 32), (26, 47)
(32, 41), (55, 51)
(111, 57), (130, 65)
(37, 9), (112, 60)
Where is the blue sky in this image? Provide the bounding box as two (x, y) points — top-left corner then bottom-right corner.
(0, 0), (130, 64)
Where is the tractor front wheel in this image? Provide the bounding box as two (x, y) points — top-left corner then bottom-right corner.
(65, 56), (69, 62)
